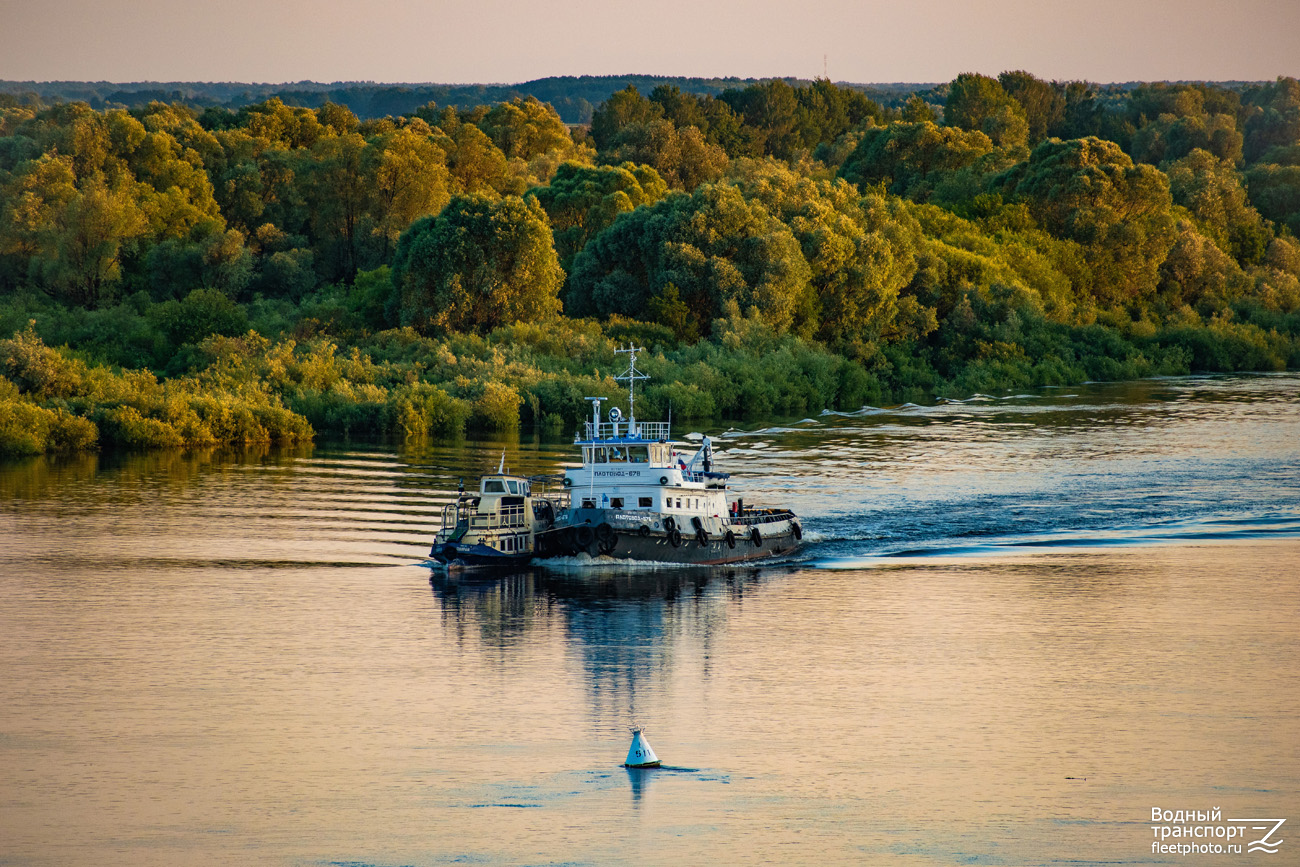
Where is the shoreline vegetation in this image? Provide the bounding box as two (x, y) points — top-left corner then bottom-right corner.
(2, 73), (1300, 456)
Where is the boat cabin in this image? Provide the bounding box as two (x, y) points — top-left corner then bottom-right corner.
(438, 473), (536, 555)
(563, 398), (729, 525)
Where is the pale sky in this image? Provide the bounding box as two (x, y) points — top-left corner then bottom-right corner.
(4, 0), (1298, 84)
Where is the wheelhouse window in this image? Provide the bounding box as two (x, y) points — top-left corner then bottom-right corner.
(607, 447), (626, 463)
(506, 480), (519, 494)
(484, 480), (505, 493)
(626, 446), (649, 463)
(588, 447), (608, 463)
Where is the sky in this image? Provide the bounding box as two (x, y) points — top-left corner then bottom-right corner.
(4, 0), (1299, 84)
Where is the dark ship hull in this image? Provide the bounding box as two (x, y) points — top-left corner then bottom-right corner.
(534, 511), (802, 566)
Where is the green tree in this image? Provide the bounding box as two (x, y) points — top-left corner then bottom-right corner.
(945, 73), (1028, 148)
(998, 71), (1065, 143)
(1165, 149), (1270, 265)
(237, 98), (324, 150)
(303, 132), (372, 282)
(317, 102), (360, 136)
(994, 136), (1177, 306)
(446, 123), (520, 196)
(366, 127), (453, 248)
(527, 161), (669, 272)
(1244, 161), (1300, 237)
(478, 97), (573, 160)
(1130, 113), (1243, 166)
(590, 87), (663, 150)
(901, 96), (938, 123)
(567, 183), (813, 335)
(23, 170), (151, 306)
(390, 194), (563, 334)
(1243, 77), (1300, 163)
(144, 223), (254, 299)
(726, 158), (925, 347)
(600, 119), (728, 190)
(150, 287), (250, 346)
(718, 80), (802, 158)
(839, 121), (997, 201)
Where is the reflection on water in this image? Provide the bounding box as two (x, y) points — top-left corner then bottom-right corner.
(1, 374), (1299, 865)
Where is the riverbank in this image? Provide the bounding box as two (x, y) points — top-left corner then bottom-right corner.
(3, 300), (1296, 456)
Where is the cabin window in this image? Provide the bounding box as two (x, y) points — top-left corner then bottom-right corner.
(626, 446), (649, 463)
(484, 480), (505, 493)
(607, 447), (626, 463)
(675, 498), (682, 508)
(505, 537), (513, 551)
(582, 499), (596, 509)
(639, 497), (652, 508)
(611, 498), (624, 508)
(507, 480), (519, 494)
(591, 447), (608, 463)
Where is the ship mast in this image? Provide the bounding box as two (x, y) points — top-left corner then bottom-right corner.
(613, 344), (648, 426)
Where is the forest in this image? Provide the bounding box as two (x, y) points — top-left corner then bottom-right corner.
(2, 72), (1299, 454)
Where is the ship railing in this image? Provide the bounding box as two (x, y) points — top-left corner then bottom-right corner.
(730, 509), (797, 526)
(528, 476), (570, 508)
(673, 470), (728, 487)
(578, 420), (671, 442)
(436, 502), (470, 542)
(543, 491), (571, 509)
(469, 503), (528, 529)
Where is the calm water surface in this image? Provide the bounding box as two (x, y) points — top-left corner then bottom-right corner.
(2, 375), (1299, 865)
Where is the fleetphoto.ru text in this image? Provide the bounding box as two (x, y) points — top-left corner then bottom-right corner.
(1151, 808), (1286, 856)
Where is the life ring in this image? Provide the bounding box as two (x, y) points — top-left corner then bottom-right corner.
(659, 476), (669, 485)
(725, 530), (736, 549)
(663, 516), (676, 533)
(695, 527), (708, 546)
(595, 522), (614, 543)
(638, 524), (651, 537)
(563, 477), (573, 487)
(750, 526), (762, 546)
(575, 524), (595, 550)
(668, 528), (681, 547)
(598, 534), (617, 555)
(792, 522), (802, 541)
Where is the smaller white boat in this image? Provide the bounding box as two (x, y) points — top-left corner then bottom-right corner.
(428, 460), (567, 567)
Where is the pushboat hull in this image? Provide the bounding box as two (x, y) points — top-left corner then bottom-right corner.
(429, 541), (534, 568)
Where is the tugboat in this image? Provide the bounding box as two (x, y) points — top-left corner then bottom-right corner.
(428, 457), (568, 567)
(429, 345), (802, 567)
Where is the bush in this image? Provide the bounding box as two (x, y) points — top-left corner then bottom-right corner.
(97, 406), (185, 449)
(471, 381), (523, 430)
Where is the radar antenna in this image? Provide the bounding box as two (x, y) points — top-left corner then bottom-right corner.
(614, 344), (649, 424)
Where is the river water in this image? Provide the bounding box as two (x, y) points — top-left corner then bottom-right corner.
(2, 374), (1298, 865)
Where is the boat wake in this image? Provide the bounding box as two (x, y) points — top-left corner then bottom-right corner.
(802, 510), (1300, 567)
(534, 553), (702, 571)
